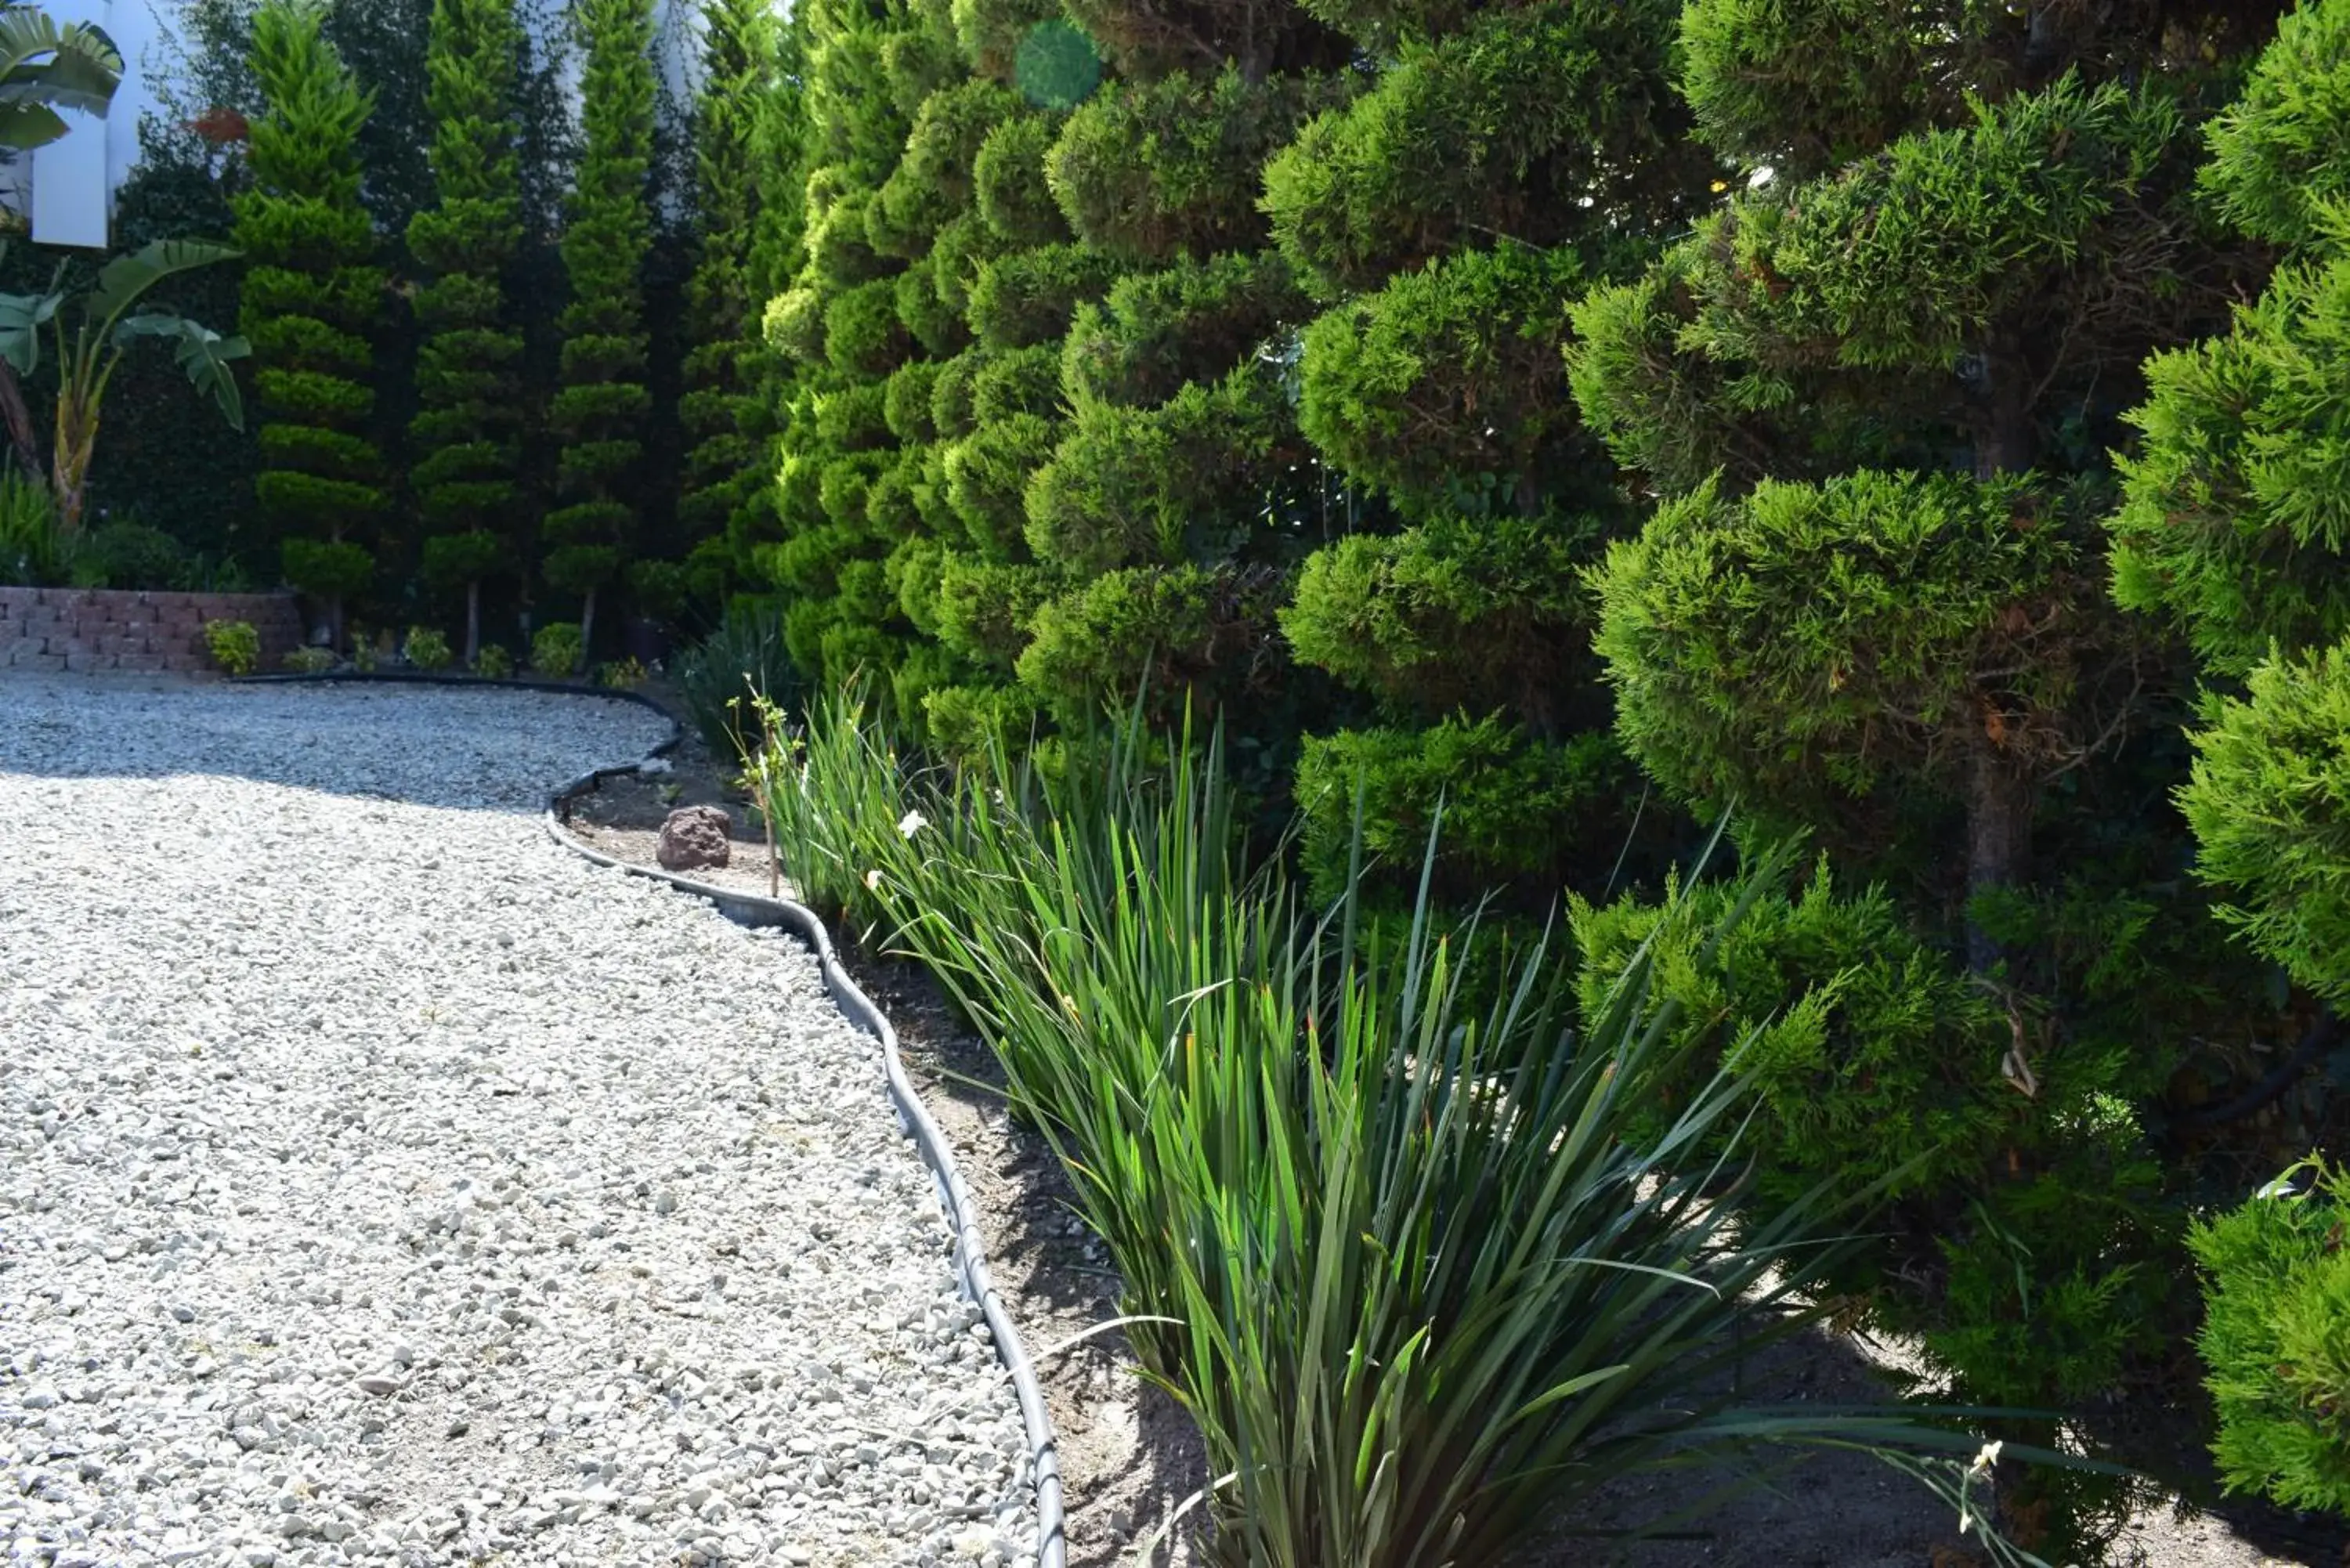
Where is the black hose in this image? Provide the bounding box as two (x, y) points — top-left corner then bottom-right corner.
(237, 672), (1069, 1568)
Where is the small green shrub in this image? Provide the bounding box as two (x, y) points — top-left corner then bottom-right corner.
(404, 626), (454, 671)
(349, 629), (379, 673)
(283, 645), (338, 674)
(203, 619), (262, 677)
(474, 643), (514, 679)
(530, 620), (584, 677)
(596, 655), (648, 688)
(2189, 1155), (2350, 1516)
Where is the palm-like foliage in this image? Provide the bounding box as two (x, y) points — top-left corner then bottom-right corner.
(0, 240), (248, 533)
(0, 4), (120, 152)
(757, 693), (2068, 1566)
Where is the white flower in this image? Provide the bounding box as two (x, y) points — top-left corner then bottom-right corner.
(897, 810), (927, 838)
(1956, 1439), (2003, 1537)
(863, 869), (884, 894)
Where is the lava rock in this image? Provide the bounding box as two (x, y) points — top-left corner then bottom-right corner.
(656, 804), (732, 871)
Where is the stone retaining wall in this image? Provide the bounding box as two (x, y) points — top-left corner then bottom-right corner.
(0, 587), (306, 675)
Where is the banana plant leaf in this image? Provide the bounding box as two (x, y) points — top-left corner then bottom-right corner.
(113, 314), (250, 431)
(0, 8), (121, 152)
(89, 239), (243, 329)
(0, 283), (62, 375)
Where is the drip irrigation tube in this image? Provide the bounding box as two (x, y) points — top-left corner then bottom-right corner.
(233, 672), (1068, 1568)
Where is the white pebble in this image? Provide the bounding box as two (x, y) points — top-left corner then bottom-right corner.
(0, 678), (1037, 1568)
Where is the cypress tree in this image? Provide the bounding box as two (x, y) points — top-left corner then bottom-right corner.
(668, 0), (777, 604)
(1565, 0), (2292, 1474)
(982, 7), (1349, 747)
(234, 0), (385, 652)
(1571, 7), (2274, 953)
(756, 0), (976, 729)
(2115, 0), (2350, 1006)
(408, 0), (525, 667)
(1260, 0), (1715, 902)
(765, 0), (1350, 747)
(547, 0), (656, 666)
(721, 3), (815, 591)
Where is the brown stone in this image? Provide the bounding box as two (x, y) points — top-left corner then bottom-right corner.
(656, 805), (733, 873)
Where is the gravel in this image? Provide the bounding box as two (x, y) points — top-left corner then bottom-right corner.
(0, 677), (1039, 1568)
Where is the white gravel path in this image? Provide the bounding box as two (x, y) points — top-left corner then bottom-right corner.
(0, 677), (1038, 1568)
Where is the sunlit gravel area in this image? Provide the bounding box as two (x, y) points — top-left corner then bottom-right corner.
(0, 677), (1038, 1568)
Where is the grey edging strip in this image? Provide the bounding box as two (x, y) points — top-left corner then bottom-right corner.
(233, 671), (1068, 1568)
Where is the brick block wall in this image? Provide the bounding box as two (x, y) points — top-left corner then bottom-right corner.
(0, 587), (306, 675)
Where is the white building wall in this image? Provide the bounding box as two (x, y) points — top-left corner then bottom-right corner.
(28, 0), (161, 247)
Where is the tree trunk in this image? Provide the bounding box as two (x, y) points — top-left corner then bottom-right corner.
(1973, 334), (2035, 482)
(52, 389), (97, 533)
(578, 586), (598, 674)
(465, 579), (482, 667)
(1965, 741), (2035, 973)
(0, 361), (40, 483)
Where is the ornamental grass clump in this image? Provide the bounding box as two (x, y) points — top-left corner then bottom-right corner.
(757, 692), (2058, 1566)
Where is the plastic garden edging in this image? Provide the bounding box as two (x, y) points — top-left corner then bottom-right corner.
(233, 672), (1068, 1568)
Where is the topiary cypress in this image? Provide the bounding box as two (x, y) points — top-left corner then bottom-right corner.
(722, 4), (815, 590)
(2109, 0), (2350, 679)
(234, 0), (385, 652)
(2115, 0), (2350, 1049)
(978, 14), (1350, 743)
(407, 0), (525, 666)
(1563, 0), (2294, 1507)
(545, 0), (656, 667)
(1260, 0), (1712, 905)
(669, 0), (780, 611)
(2188, 1154), (2350, 1518)
(757, 0), (1096, 737)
